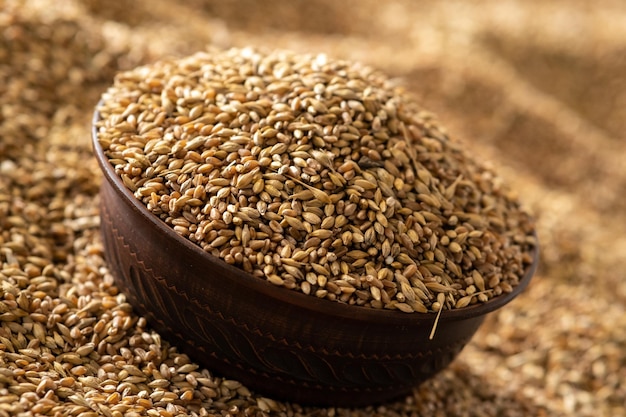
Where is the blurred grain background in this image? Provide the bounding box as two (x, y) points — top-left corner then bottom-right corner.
(1, 1), (625, 416)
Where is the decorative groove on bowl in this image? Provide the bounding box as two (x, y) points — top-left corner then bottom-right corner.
(100, 195), (470, 395)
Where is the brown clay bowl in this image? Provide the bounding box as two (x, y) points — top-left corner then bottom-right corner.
(92, 111), (538, 407)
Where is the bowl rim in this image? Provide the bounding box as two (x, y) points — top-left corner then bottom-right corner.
(92, 106), (539, 327)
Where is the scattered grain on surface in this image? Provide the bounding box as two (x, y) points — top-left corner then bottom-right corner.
(1, 0), (625, 416)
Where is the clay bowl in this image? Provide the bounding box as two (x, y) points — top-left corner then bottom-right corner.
(92, 111), (538, 407)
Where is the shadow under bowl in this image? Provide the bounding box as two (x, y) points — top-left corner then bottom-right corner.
(92, 111), (538, 407)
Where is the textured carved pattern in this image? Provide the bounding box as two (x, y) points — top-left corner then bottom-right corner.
(100, 193), (473, 400)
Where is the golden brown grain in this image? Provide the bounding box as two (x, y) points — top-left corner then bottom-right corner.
(96, 49), (536, 313)
(3, 1), (624, 416)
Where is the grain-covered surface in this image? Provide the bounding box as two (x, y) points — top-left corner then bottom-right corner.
(1, 1), (624, 416)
